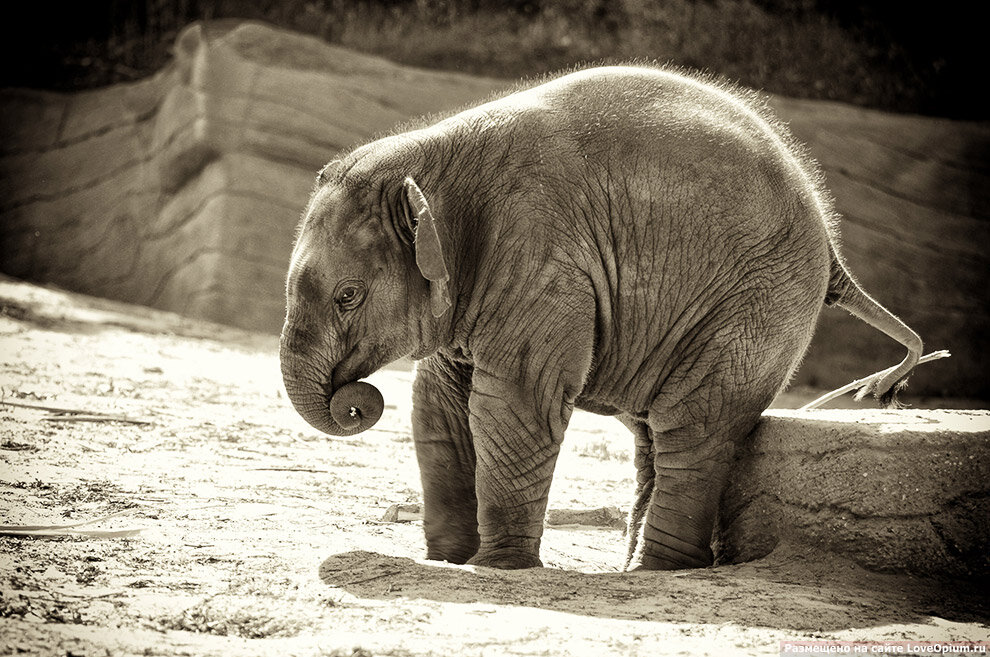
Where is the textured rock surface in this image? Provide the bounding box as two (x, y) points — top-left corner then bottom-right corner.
(716, 409), (990, 579)
(0, 22), (502, 333)
(1, 21), (987, 397)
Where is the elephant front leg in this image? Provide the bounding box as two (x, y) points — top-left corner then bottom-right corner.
(465, 370), (572, 570)
(412, 356), (479, 564)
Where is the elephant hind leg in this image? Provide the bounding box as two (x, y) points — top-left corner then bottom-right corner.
(628, 414), (762, 571)
(629, 441), (725, 570)
(628, 364), (787, 571)
(622, 418), (655, 570)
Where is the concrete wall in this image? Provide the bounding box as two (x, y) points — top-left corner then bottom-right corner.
(1, 21), (987, 397)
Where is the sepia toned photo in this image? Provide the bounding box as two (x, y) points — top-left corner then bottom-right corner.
(2, 2), (987, 655)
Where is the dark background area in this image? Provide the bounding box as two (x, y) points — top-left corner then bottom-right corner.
(0, 0), (982, 119)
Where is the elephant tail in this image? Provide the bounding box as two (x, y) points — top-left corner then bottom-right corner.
(823, 243), (923, 407)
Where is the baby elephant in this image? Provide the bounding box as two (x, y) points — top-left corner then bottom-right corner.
(279, 66), (922, 570)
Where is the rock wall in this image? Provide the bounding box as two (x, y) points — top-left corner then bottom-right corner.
(716, 410), (990, 579)
(0, 22), (503, 333)
(1, 21), (987, 397)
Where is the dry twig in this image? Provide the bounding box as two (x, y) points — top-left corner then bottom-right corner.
(0, 509), (145, 539)
(1, 398), (152, 425)
(799, 350), (951, 410)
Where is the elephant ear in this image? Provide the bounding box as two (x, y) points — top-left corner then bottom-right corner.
(404, 177), (451, 318)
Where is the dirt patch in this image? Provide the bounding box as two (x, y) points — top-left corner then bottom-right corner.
(1, 277), (987, 656)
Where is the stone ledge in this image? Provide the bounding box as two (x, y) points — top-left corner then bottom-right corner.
(716, 409), (990, 579)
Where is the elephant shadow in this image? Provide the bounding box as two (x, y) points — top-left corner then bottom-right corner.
(318, 544), (989, 632)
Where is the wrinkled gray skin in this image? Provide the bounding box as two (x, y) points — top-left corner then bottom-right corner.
(280, 66), (922, 570)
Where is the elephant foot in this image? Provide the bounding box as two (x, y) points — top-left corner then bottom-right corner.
(626, 539), (714, 571)
(426, 543), (478, 565)
(466, 549), (543, 570)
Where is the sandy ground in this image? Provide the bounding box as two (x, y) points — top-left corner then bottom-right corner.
(1, 277), (987, 656)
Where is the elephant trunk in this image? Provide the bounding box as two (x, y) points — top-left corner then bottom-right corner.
(327, 380), (384, 432)
(279, 331), (384, 437)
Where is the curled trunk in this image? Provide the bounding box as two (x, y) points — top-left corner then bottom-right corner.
(280, 338), (384, 436)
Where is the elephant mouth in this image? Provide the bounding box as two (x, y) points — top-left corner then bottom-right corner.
(327, 344), (377, 392)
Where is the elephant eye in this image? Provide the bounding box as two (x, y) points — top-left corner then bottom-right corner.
(334, 281), (366, 311)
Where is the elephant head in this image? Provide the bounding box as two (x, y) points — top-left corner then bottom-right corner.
(279, 162), (451, 436)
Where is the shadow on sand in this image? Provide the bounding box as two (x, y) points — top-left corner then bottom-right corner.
(319, 544), (989, 632)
